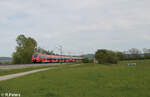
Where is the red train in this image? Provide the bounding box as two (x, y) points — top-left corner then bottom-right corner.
(32, 53), (83, 63)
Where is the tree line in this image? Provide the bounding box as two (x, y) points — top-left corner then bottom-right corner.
(123, 48), (150, 60)
(11, 34), (150, 64)
(94, 48), (150, 64)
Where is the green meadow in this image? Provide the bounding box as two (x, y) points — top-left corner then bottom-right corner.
(0, 60), (150, 97)
(0, 65), (60, 76)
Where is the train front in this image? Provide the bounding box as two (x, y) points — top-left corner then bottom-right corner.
(32, 53), (39, 63)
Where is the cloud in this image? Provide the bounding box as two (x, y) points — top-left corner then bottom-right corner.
(0, 0), (150, 56)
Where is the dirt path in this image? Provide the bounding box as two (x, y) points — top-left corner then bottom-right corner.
(0, 67), (55, 81)
(0, 63), (60, 69)
(0, 64), (81, 82)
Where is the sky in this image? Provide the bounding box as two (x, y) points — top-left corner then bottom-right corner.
(0, 0), (150, 57)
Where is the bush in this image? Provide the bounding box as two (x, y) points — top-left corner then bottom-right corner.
(116, 52), (126, 60)
(0, 61), (2, 65)
(82, 58), (93, 63)
(95, 49), (119, 64)
(82, 58), (90, 63)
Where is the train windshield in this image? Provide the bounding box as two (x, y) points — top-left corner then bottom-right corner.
(33, 54), (38, 58)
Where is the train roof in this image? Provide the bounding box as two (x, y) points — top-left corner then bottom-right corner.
(34, 53), (83, 59)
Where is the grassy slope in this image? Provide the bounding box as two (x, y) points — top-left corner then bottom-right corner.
(0, 64), (64, 76)
(0, 60), (150, 97)
(0, 63), (77, 76)
(119, 59), (150, 65)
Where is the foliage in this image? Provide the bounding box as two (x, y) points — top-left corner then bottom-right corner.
(82, 58), (90, 63)
(116, 52), (126, 60)
(81, 54), (94, 60)
(36, 47), (54, 55)
(94, 48), (150, 61)
(123, 48), (150, 60)
(12, 34), (37, 64)
(128, 48), (141, 58)
(144, 54), (150, 59)
(0, 61), (2, 64)
(95, 49), (119, 64)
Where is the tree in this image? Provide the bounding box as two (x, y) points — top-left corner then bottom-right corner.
(116, 52), (126, 60)
(143, 48), (150, 54)
(95, 49), (119, 64)
(129, 48), (141, 55)
(82, 58), (94, 63)
(82, 58), (89, 63)
(36, 47), (54, 55)
(143, 48), (150, 59)
(12, 34), (37, 64)
(128, 48), (141, 59)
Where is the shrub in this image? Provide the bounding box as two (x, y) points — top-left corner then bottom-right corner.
(95, 49), (119, 64)
(82, 58), (93, 63)
(116, 52), (126, 60)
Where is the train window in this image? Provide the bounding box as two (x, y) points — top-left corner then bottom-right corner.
(33, 54), (38, 58)
(39, 56), (43, 59)
(47, 57), (52, 60)
(44, 56), (47, 59)
(39, 56), (46, 59)
(45, 56), (48, 59)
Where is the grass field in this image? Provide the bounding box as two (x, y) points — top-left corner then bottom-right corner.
(0, 65), (60, 76)
(0, 63), (76, 76)
(0, 60), (150, 97)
